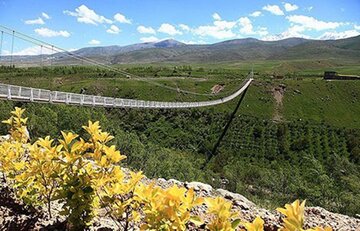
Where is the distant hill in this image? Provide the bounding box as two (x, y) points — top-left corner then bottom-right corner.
(110, 36), (360, 64)
(70, 39), (185, 57)
(3, 36), (360, 65)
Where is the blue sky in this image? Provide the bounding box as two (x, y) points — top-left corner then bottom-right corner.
(0, 0), (359, 55)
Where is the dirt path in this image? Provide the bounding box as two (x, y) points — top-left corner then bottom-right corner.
(272, 84), (286, 121)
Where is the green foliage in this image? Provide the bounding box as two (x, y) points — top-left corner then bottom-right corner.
(1, 65), (359, 127)
(0, 64), (359, 216)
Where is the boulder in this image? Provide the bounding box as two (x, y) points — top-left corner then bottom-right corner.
(185, 182), (213, 193)
(216, 188), (255, 207)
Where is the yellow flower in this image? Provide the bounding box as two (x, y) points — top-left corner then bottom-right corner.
(205, 197), (239, 231)
(241, 217), (264, 231)
(60, 131), (78, 146)
(11, 107), (25, 118)
(2, 118), (12, 125)
(277, 199), (306, 231)
(37, 136), (54, 149)
(82, 121), (101, 137)
(103, 145), (126, 163)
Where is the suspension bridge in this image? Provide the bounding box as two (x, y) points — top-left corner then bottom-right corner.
(0, 25), (253, 109)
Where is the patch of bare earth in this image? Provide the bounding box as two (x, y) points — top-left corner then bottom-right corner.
(272, 84), (286, 122)
(211, 84), (225, 94)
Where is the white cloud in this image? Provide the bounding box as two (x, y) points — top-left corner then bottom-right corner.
(64, 5), (112, 25)
(319, 30), (360, 40)
(193, 25), (236, 39)
(25, 17), (45, 25)
(114, 13), (131, 24)
(179, 24), (190, 32)
(180, 40), (195, 44)
(239, 17), (254, 35)
(35, 27), (70, 37)
(238, 17), (268, 36)
(287, 25), (306, 34)
(287, 15), (342, 31)
(257, 27), (269, 36)
(214, 20), (237, 29)
(106, 25), (120, 34)
(262, 4), (284, 16)
(41, 12), (50, 19)
(180, 40), (206, 45)
(261, 25), (308, 41)
(140, 36), (159, 43)
(249, 11), (262, 17)
(306, 6), (313, 11)
(158, 23), (182, 35)
(262, 33), (305, 41)
(212, 13), (221, 21)
(193, 16), (237, 39)
(88, 39), (101, 45)
(354, 25), (360, 30)
(283, 3), (299, 12)
(3, 46), (55, 56)
(137, 25), (156, 34)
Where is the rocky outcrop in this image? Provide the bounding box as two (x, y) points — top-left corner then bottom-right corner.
(1, 172), (359, 230)
(150, 178), (360, 231)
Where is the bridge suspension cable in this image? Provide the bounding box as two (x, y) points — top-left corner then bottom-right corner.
(10, 30), (14, 67)
(0, 25), (228, 96)
(0, 31), (3, 63)
(0, 78), (253, 109)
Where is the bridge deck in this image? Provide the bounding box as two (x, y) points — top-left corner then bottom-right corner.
(0, 78), (252, 109)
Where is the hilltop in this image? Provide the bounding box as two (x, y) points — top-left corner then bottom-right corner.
(109, 36), (360, 64)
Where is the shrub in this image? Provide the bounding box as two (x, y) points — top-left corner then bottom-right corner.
(0, 108), (334, 231)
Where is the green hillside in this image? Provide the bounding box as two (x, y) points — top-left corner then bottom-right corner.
(0, 65), (359, 216)
(1, 64), (359, 127)
(108, 36), (360, 64)
(10, 36), (357, 66)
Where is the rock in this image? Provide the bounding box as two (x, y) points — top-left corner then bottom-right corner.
(304, 207), (360, 231)
(168, 178), (183, 186)
(185, 182), (213, 193)
(216, 189), (255, 207)
(2, 165), (360, 230)
(0, 135), (10, 142)
(157, 178), (167, 184)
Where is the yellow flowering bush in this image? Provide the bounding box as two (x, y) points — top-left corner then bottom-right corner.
(277, 200), (333, 231)
(0, 108), (335, 231)
(205, 197), (241, 230)
(241, 217), (264, 231)
(135, 183), (204, 230)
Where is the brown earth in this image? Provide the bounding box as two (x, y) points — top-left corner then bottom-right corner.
(211, 84), (225, 94)
(272, 84), (286, 122)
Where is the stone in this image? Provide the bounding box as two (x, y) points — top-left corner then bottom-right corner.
(185, 181), (213, 193)
(168, 178), (182, 186)
(216, 188), (255, 207)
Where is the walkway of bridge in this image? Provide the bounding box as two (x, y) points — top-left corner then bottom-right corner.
(0, 78), (253, 109)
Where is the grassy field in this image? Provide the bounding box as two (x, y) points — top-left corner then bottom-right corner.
(0, 61), (359, 128)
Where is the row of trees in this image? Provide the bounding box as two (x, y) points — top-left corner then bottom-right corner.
(0, 101), (358, 216)
(0, 108), (332, 230)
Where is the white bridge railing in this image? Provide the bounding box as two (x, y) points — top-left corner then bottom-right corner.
(0, 78), (252, 109)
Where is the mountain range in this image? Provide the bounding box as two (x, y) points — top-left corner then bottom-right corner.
(2, 36), (360, 65)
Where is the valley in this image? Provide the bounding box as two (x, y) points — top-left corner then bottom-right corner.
(0, 62), (359, 217)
